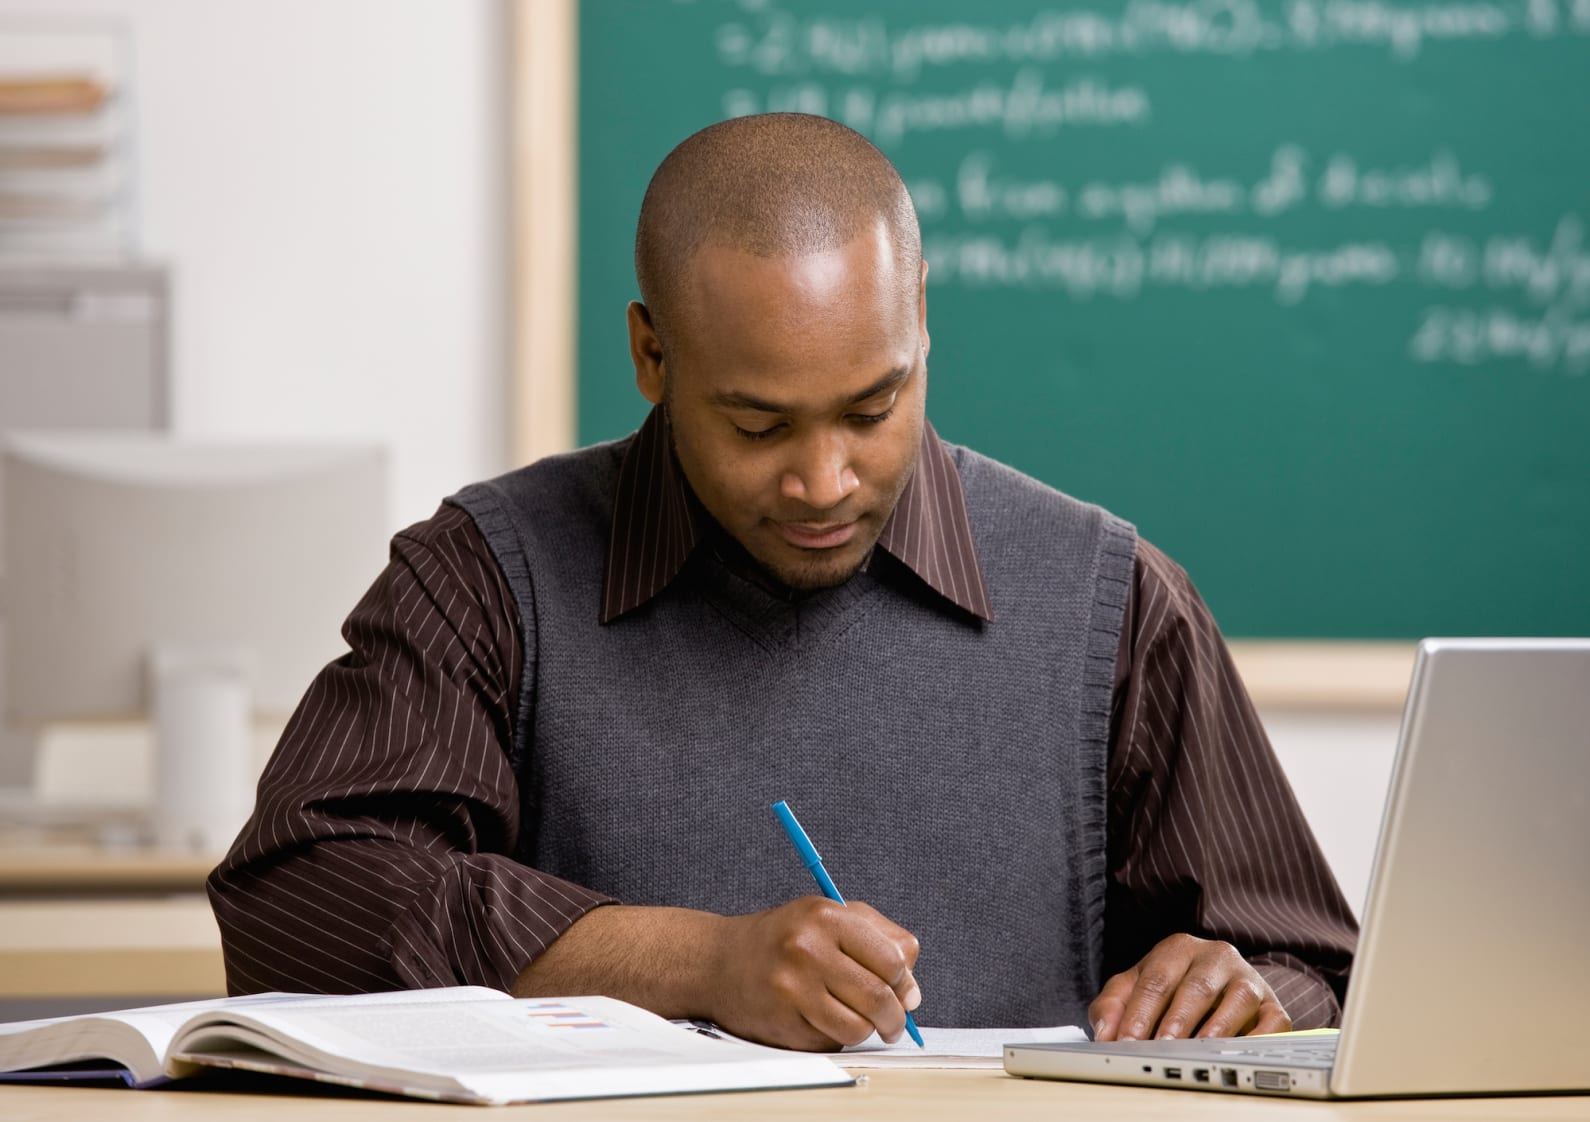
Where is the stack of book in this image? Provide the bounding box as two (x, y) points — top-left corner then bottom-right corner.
(0, 25), (133, 258)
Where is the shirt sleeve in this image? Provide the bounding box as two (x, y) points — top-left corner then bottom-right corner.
(207, 504), (613, 995)
(1105, 539), (1359, 1028)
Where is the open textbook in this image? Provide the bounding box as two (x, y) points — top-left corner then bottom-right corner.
(0, 987), (853, 1105)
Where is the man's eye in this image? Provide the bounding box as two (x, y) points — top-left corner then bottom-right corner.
(851, 407), (895, 426)
(733, 424), (779, 441)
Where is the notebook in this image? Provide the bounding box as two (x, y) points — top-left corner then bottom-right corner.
(1004, 637), (1590, 1099)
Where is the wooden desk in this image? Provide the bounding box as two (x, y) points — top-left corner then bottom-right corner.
(2, 1068), (1588, 1121)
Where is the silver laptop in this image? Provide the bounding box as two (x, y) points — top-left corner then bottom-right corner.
(1005, 638), (1590, 1099)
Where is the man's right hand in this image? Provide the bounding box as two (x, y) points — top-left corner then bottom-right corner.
(511, 898), (921, 1052)
(711, 897), (921, 1050)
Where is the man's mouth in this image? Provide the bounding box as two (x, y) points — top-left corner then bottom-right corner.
(775, 520), (858, 550)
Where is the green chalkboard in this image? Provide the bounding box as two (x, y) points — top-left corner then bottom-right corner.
(577, 0), (1590, 639)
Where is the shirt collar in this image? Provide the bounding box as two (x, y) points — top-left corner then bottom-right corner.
(600, 405), (993, 624)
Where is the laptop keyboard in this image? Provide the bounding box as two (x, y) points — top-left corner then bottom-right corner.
(1215, 1037), (1338, 1065)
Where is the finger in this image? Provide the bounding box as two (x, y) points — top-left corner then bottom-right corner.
(897, 967), (921, 1013)
(839, 935), (920, 1012)
(801, 985), (884, 1049)
(1113, 954), (1197, 1041)
(1176, 966), (1259, 1036)
(1087, 967), (1140, 1041)
(831, 905), (919, 999)
(772, 1011), (845, 1053)
(822, 951), (910, 1044)
(844, 901), (921, 970)
(738, 974), (851, 1053)
(1248, 999), (1292, 1037)
(1153, 952), (1236, 1039)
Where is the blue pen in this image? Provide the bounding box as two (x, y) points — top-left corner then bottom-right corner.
(772, 799), (924, 1048)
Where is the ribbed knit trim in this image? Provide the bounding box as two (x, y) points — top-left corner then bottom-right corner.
(445, 484), (540, 778)
(447, 480), (554, 865)
(1075, 513), (1138, 999)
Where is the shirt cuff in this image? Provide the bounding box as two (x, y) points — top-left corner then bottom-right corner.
(1251, 953), (1344, 1029)
(388, 853), (616, 992)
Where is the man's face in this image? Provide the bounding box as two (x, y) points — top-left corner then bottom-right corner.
(632, 223), (928, 591)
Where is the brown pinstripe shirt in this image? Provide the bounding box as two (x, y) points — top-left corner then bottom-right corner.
(209, 413), (1358, 1027)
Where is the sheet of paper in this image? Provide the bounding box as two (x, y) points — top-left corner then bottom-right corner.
(840, 1024), (1088, 1068)
(668, 1019), (1089, 1070)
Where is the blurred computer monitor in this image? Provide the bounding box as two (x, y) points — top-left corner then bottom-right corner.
(2, 432), (387, 851)
(0, 263), (169, 791)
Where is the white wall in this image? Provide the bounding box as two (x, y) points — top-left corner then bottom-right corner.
(1262, 709), (1402, 918)
(0, 0), (509, 803)
(0, 0), (511, 529)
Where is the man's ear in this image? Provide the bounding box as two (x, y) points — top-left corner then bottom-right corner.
(628, 301), (666, 405)
(918, 259), (931, 358)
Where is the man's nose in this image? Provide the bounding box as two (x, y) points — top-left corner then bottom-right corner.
(780, 429), (860, 510)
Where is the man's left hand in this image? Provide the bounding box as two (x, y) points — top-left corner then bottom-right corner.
(1088, 934), (1291, 1041)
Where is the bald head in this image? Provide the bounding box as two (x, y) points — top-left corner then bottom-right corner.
(635, 113), (921, 355)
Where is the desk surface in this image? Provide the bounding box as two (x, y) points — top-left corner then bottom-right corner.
(2, 1069), (1588, 1121)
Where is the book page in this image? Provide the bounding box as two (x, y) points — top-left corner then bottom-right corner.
(173, 995), (850, 1104)
(0, 986), (509, 1087)
(0, 993), (311, 1085)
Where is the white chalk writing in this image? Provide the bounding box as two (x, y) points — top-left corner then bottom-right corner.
(925, 146), (1495, 229)
(1483, 216), (1590, 308)
(1408, 304), (1590, 370)
(1317, 151), (1493, 211)
(923, 228), (1401, 304)
(1415, 218), (1590, 309)
(701, 1), (1590, 372)
(714, 0), (1586, 77)
(723, 70), (1151, 145)
(920, 209), (1590, 371)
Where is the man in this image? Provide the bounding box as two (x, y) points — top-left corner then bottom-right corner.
(209, 114), (1356, 1051)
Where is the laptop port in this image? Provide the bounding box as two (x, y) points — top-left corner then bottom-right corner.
(1220, 1068), (1238, 1088)
(1193, 1068), (1210, 1083)
(1164, 1067), (1182, 1080)
(1254, 1070), (1292, 1092)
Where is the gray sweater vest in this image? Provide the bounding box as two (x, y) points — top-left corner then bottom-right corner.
(450, 436), (1136, 1028)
